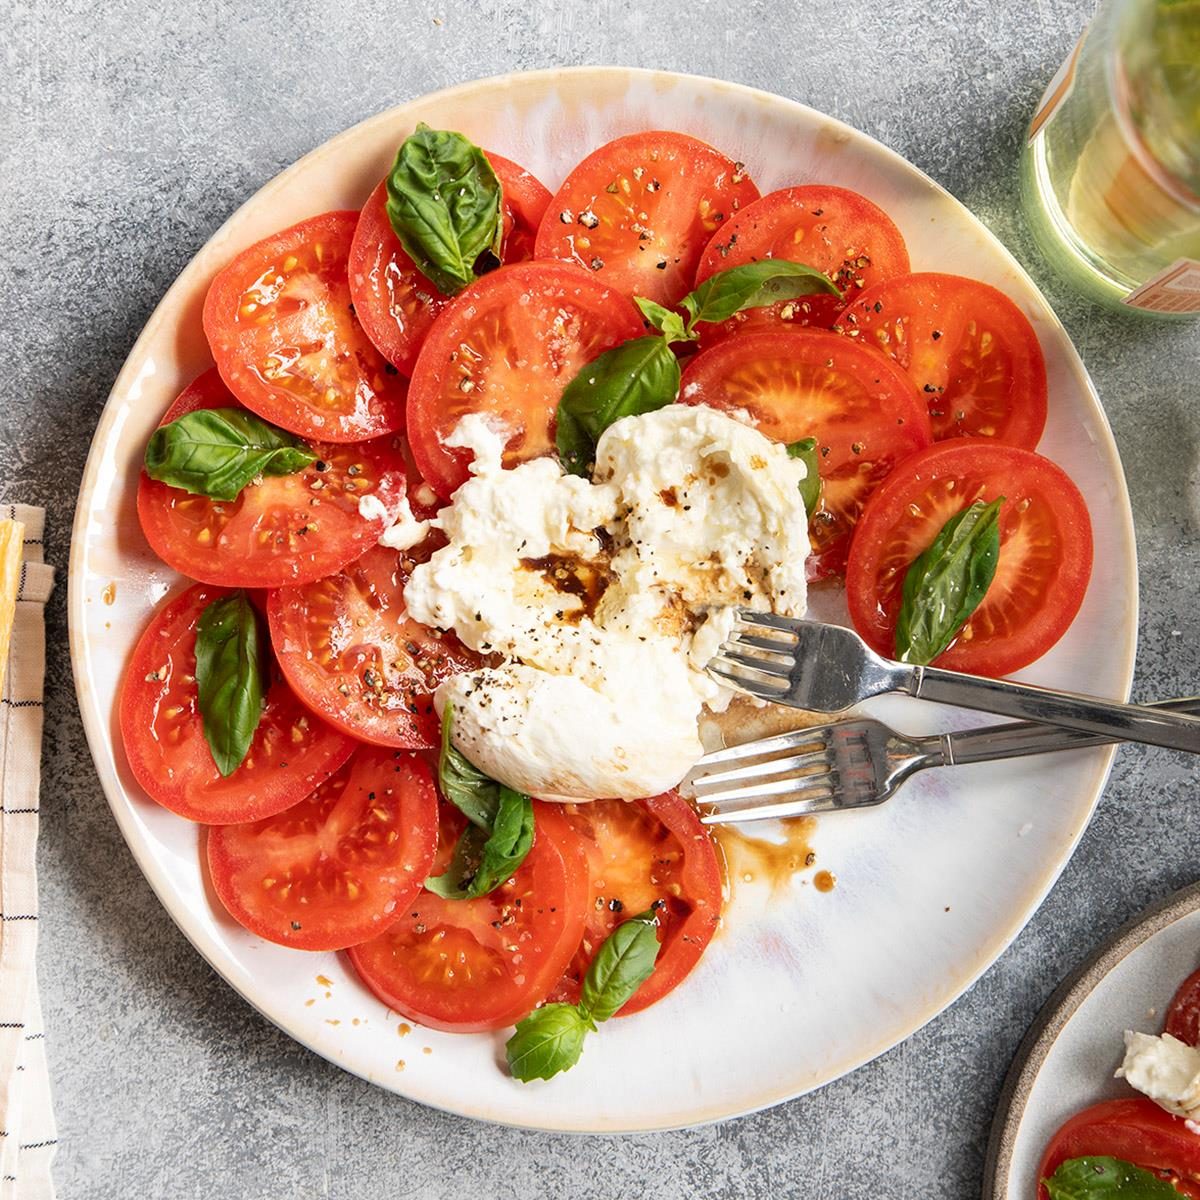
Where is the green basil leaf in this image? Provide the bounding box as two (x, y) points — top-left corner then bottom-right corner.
(894, 498), (1004, 666)
(384, 124), (503, 296)
(634, 296), (691, 344)
(578, 908), (661, 1024)
(505, 1003), (591, 1083)
(437, 702), (501, 830)
(680, 260), (841, 330)
(555, 336), (681, 477)
(786, 437), (821, 519)
(425, 786), (535, 899)
(1043, 1156), (1184, 1199)
(144, 408), (316, 502)
(194, 591), (265, 777)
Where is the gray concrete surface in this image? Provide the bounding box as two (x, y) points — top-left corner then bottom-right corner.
(2, 0), (1198, 1196)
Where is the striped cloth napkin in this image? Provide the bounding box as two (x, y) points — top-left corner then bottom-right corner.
(0, 506), (57, 1199)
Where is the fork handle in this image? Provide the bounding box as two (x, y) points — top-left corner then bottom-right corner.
(938, 696), (1200, 765)
(908, 667), (1200, 753)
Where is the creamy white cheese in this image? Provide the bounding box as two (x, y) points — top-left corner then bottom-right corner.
(378, 493), (433, 551)
(1117, 1031), (1200, 1117)
(357, 492), (389, 524)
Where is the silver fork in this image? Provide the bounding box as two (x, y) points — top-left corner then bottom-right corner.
(708, 612), (1200, 753)
(689, 697), (1200, 823)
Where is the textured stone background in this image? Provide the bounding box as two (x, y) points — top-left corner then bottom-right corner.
(2, 0), (1199, 1196)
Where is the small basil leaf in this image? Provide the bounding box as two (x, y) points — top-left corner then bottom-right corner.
(437, 702), (500, 830)
(578, 908), (661, 1024)
(680, 260), (841, 331)
(385, 124), (503, 296)
(1043, 1156), (1184, 1199)
(425, 786), (535, 899)
(634, 296), (691, 344)
(506, 1004), (591, 1082)
(894, 498), (1004, 666)
(194, 591), (265, 777)
(786, 437), (821, 519)
(144, 408), (316, 502)
(555, 336), (681, 477)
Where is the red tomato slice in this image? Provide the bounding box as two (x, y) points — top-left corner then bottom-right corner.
(845, 439), (1093, 677)
(136, 370), (407, 588)
(534, 131), (760, 306)
(548, 792), (723, 1017)
(839, 273), (1048, 446)
(347, 802), (590, 1032)
(678, 327), (932, 577)
(348, 152), (551, 376)
(119, 583), (355, 824)
(267, 543), (480, 751)
(694, 185), (910, 339)
(203, 210), (409, 442)
(1166, 968), (1200, 1046)
(406, 261), (643, 498)
(1037, 1098), (1200, 1199)
(207, 745), (439, 951)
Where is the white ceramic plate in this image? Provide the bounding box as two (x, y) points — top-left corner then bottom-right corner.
(68, 67), (1137, 1132)
(985, 884), (1200, 1198)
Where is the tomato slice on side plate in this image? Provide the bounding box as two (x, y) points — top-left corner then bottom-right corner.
(839, 272), (1048, 447)
(119, 583), (355, 824)
(694, 185), (910, 340)
(207, 745), (439, 951)
(267, 543), (481, 751)
(348, 152), (551, 376)
(347, 802), (589, 1032)
(1167, 968), (1200, 1046)
(203, 210), (409, 442)
(679, 327), (932, 577)
(406, 261), (643, 498)
(136, 370), (407, 588)
(845, 439), (1093, 677)
(534, 131), (760, 306)
(549, 792), (723, 1017)
(1036, 1098), (1200, 1199)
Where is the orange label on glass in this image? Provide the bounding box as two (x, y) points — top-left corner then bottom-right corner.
(1123, 259), (1200, 314)
(1028, 32), (1087, 142)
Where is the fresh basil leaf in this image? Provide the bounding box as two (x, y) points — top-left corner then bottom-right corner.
(144, 408), (315, 502)
(505, 1004), (591, 1082)
(425, 785), (535, 899)
(634, 296), (690, 344)
(384, 124), (503, 296)
(680, 260), (841, 329)
(437, 702), (501, 830)
(578, 908), (661, 1024)
(555, 336), (681, 476)
(1043, 1156), (1184, 1199)
(194, 591), (265, 777)
(786, 437), (821, 519)
(894, 498), (1004, 666)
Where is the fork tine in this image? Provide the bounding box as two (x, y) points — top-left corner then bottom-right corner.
(693, 726), (832, 767)
(701, 792), (838, 824)
(691, 746), (833, 794)
(734, 609), (804, 633)
(707, 662), (790, 696)
(695, 769), (836, 808)
(725, 631), (798, 657)
(713, 648), (794, 679)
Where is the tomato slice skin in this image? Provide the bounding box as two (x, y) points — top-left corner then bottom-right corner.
(136, 370), (407, 589)
(1166, 968), (1200, 1046)
(348, 152), (551, 376)
(405, 261), (643, 498)
(534, 130), (760, 307)
(203, 210), (409, 442)
(678, 327), (932, 577)
(207, 746), (439, 952)
(119, 583), (355, 824)
(839, 272), (1048, 447)
(845, 439), (1093, 677)
(694, 184), (911, 339)
(347, 802), (590, 1032)
(549, 792), (723, 1017)
(1036, 1098), (1200, 1199)
(267, 542), (481, 751)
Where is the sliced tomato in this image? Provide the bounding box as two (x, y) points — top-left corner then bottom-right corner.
(203, 210), (409, 442)
(406, 261), (643, 497)
(347, 802), (589, 1032)
(267, 543), (480, 751)
(207, 745), (439, 951)
(119, 583), (355, 824)
(694, 185), (910, 340)
(136, 370), (407, 588)
(678, 327), (932, 577)
(348, 152), (551, 376)
(548, 792), (723, 1017)
(534, 131), (760, 306)
(845, 439), (1093, 677)
(1166, 968), (1200, 1046)
(839, 272), (1048, 446)
(1037, 1098), (1200, 1199)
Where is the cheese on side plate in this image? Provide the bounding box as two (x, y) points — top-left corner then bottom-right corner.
(1117, 1030), (1200, 1118)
